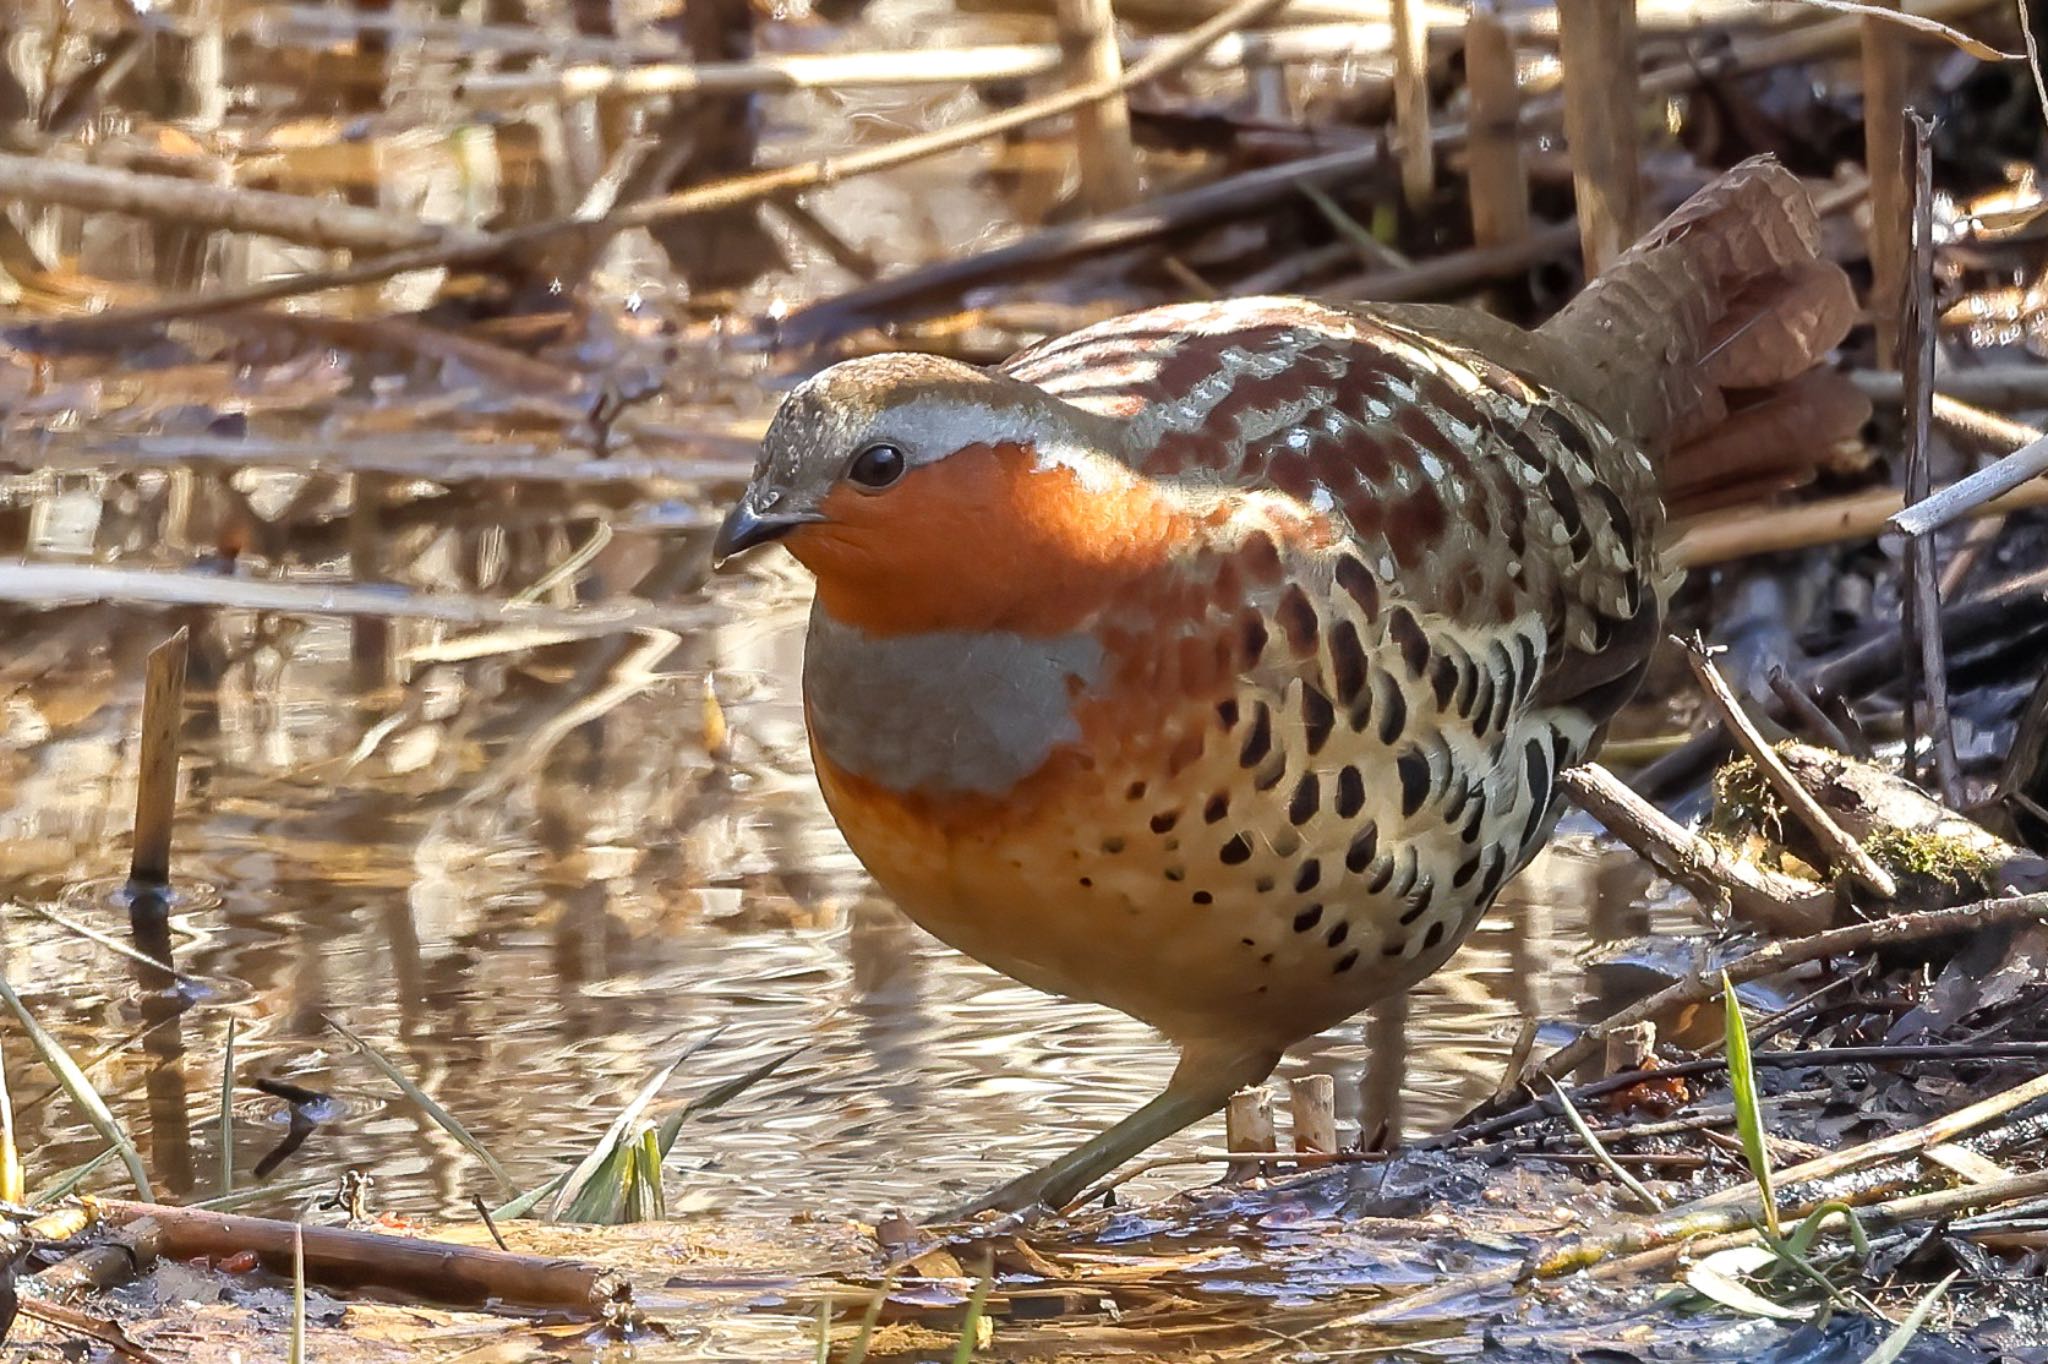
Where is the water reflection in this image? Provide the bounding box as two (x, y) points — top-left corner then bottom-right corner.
(0, 579), (1684, 1223)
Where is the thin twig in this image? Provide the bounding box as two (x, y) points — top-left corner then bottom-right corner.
(1898, 109), (1963, 805)
(1525, 891), (2048, 1084)
(1548, 1080), (1665, 1212)
(1681, 636), (1898, 900)
(18, 0), (1290, 343)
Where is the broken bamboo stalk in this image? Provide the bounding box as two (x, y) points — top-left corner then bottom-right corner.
(1056, 0), (1142, 211)
(1463, 6), (1529, 250)
(1555, 0), (1639, 274)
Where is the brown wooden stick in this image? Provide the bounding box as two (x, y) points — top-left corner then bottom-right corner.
(1560, 764), (1835, 934)
(1681, 637), (1898, 900)
(1861, 0), (1911, 365)
(1463, 6), (1529, 250)
(1556, 0), (1639, 274)
(128, 628), (188, 892)
(1527, 892), (2048, 1086)
(1390, 0), (1434, 208)
(34, 1217), (162, 1304)
(1057, 0), (1141, 211)
(91, 1199), (630, 1316)
(0, 154), (471, 254)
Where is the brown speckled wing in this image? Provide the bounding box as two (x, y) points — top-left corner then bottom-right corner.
(991, 297), (1672, 1032)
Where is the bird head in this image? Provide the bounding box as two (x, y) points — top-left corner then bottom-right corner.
(716, 353), (1175, 635)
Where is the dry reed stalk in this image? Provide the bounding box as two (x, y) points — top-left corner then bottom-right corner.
(0, 153), (471, 254)
(1861, 0), (1911, 363)
(1555, 0), (1640, 274)
(1390, 0), (1433, 207)
(1463, 6), (1529, 249)
(1224, 1085), (1277, 1181)
(1057, 0), (1142, 210)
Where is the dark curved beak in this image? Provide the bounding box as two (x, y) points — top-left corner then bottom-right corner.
(712, 503), (817, 569)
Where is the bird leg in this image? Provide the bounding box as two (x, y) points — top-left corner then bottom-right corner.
(938, 1042), (1282, 1220)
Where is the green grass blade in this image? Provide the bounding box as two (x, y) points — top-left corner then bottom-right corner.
(844, 1275), (895, 1364)
(1723, 971), (1779, 1238)
(218, 1017), (236, 1198)
(29, 1145), (118, 1204)
(325, 1013), (513, 1193)
(490, 1170), (568, 1223)
(0, 1033), (22, 1205)
(0, 973), (151, 1200)
(1859, 1272), (1958, 1364)
(951, 1265), (994, 1364)
(547, 1031), (722, 1223)
(657, 1043), (805, 1159)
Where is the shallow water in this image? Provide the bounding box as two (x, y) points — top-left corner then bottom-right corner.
(0, 573), (1682, 1222)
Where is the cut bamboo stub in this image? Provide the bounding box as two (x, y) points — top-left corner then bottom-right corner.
(1225, 1086), (1276, 1181)
(1289, 1075), (1339, 1155)
(129, 628), (189, 891)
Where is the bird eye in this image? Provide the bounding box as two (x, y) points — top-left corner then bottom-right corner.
(847, 443), (906, 490)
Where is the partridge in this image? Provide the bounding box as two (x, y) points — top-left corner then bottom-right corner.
(715, 158), (1865, 1215)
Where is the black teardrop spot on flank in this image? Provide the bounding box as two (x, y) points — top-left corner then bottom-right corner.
(1591, 480), (1636, 558)
(1293, 904), (1323, 932)
(1241, 615), (1269, 666)
(1191, 891), (1212, 906)
(1125, 780), (1147, 801)
(1389, 608), (1430, 678)
(1397, 751), (1430, 816)
(1423, 920), (1446, 951)
(1253, 753), (1289, 792)
(1333, 950), (1359, 974)
(1382, 939), (1405, 957)
(1345, 823), (1379, 874)
(1376, 676), (1407, 745)
(1429, 654), (1458, 709)
(1204, 792), (1230, 824)
(1398, 880), (1433, 924)
(1335, 555), (1380, 621)
(1336, 766), (1365, 819)
(1364, 856), (1395, 894)
(1288, 773), (1319, 825)
(1478, 847), (1509, 901)
(1220, 834), (1253, 865)
(1215, 697), (1240, 729)
(1277, 584), (1320, 656)
(1239, 703), (1274, 768)
(1442, 771), (1470, 822)
(1524, 737), (1551, 802)
(1150, 810), (1179, 834)
(1453, 852), (1482, 888)
(1301, 682), (1336, 756)
(1544, 464), (1591, 559)
(1461, 792), (1488, 843)
(1330, 620), (1368, 709)
(1165, 867), (1185, 882)
(1325, 920), (1349, 947)
(1255, 875), (1275, 893)
(1515, 634), (1540, 701)
(1551, 728), (1573, 775)
(1450, 653), (1478, 715)
(1520, 792), (1553, 850)
(1102, 836), (1126, 854)
(1296, 859), (1322, 893)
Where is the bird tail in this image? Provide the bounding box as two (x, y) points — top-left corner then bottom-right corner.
(1539, 156), (1868, 515)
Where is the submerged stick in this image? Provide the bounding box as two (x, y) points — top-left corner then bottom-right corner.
(91, 1199), (631, 1316)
